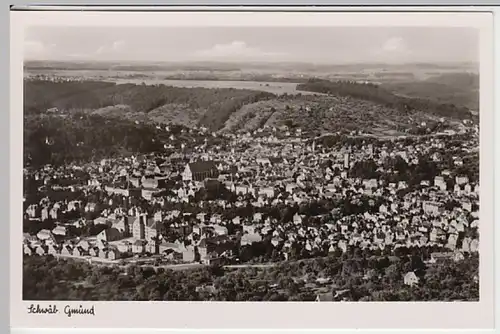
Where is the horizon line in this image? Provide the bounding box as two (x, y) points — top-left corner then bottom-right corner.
(23, 59), (480, 67)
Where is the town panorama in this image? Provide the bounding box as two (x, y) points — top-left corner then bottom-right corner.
(22, 58), (480, 302)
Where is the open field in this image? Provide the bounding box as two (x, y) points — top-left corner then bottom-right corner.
(111, 78), (322, 96)
(24, 60), (478, 95)
(25, 69), (319, 96)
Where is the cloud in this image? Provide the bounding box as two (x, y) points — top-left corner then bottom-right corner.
(95, 40), (126, 56)
(67, 53), (89, 59)
(24, 40), (56, 59)
(193, 41), (286, 61)
(382, 37), (407, 53)
(371, 37), (412, 62)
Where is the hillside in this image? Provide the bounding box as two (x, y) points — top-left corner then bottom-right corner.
(24, 78), (475, 139)
(381, 73), (479, 110)
(23, 113), (216, 167)
(91, 103), (206, 128)
(221, 95), (462, 136)
(296, 79), (476, 122)
(24, 80), (274, 131)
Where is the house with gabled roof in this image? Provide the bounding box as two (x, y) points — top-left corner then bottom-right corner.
(97, 228), (123, 242)
(85, 202), (98, 213)
(61, 244), (73, 256)
(95, 238), (108, 250)
(106, 247), (121, 260)
(404, 271), (420, 287)
(75, 239), (92, 251)
(315, 292), (334, 302)
(240, 233), (262, 246)
(89, 247), (100, 257)
(23, 233), (39, 246)
(51, 225), (68, 237)
(293, 213), (304, 225)
(37, 229), (55, 241)
(23, 245), (34, 256)
(132, 239), (147, 254)
(47, 244), (60, 255)
(35, 245), (48, 256)
(145, 219), (163, 242)
(73, 246), (88, 257)
(182, 161), (219, 182)
(98, 247), (108, 259)
(112, 217), (130, 236)
(94, 216), (111, 226)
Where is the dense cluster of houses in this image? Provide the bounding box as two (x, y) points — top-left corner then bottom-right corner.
(23, 124), (480, 274)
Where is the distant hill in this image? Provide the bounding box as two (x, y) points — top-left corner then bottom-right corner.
(24, 60), (477, 73)
(296, 79), (476, 121)
(381, 73), (479, 110)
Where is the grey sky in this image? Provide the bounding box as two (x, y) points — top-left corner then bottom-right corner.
(24, 26), (479, 64)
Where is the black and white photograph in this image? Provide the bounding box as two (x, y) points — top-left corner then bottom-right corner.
(9, 8), (495, 330)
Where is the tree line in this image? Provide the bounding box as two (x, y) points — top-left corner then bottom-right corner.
(24, 79), (275, 131)
(24, 114), (166, 167)
(23, 248), (479, 301)
(296, 79), (476, 121)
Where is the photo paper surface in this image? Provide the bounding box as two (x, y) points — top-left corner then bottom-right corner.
(9, 8), (495, 329)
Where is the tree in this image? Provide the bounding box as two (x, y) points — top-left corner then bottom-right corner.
(384, 263), (402, 283)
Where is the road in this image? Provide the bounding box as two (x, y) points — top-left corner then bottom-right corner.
(55, 253), (117, 264)
(224, 263), (276, 269)
(314, 128), (470, 142)
(53, 254), (276, 271)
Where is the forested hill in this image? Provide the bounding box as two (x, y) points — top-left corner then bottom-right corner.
(24, 80), (275, 131)
(25, 79), (477, 137)
(381, 73), (479, 111)
(296, 79), (476, 122)
(23, 113), (221, 168)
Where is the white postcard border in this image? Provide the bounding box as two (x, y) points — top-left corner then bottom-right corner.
(10, 9), (496, 330)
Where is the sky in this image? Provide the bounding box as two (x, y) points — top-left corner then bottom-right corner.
(24, 26), (479, 64)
